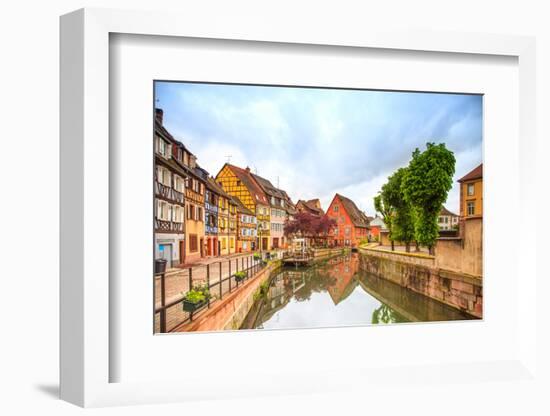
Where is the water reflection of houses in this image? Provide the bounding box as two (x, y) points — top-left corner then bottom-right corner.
(325, 255), (360, 305)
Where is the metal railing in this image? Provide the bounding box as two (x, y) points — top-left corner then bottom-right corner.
(154, 254), (266, 333)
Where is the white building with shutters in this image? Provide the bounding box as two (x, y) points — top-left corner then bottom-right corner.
(154, 108), (187, 268)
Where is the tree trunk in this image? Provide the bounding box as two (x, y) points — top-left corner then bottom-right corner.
(405, 242), (410, 253)
(391, 240), (395, 251)
(415, 241), (420, 252)
(428, 245), (434, 255)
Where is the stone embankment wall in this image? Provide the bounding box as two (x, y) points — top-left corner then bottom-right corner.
(176, 261), (281, 332)
(359, 248), (482, 318)
(435, 217), (482, 277)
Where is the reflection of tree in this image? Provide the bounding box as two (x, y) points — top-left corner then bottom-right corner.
(371, 304), (402, 324)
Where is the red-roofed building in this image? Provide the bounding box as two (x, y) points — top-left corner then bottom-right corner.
(458, 163), (483, 218)
(326, 194), (370, 248)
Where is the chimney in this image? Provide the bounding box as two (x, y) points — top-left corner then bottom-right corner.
(155, 108), (164, 125)
(245, 166), (251, 172)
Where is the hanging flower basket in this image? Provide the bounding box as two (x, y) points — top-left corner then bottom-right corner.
(234, 271), (247, 282)
(182, 286), (210, 312)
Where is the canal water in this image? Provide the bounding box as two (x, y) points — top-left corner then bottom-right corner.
(242, 253), (478, 330)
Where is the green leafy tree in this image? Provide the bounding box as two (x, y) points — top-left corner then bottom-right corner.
(383, 168), (416, 252)
(374, 194), (395, 251)
(402, 143), (456, 254)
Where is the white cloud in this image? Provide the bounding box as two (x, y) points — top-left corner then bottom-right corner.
(156, 82), (482, 216)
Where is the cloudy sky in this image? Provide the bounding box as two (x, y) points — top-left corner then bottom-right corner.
(155, 82), (482, 216)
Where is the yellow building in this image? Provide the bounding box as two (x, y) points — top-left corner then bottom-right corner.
(458, 163), (483, 218)
(232, 196), (257, 252)
(216, 164), (271, 250)
(217, 188), (238, 256)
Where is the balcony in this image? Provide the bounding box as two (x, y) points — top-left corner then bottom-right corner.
(156, 182), (172, 199)
(205, 203), (219, 213)
(155, 219), (184, 233)
(172, 189), (184, 204)
(206, 225), (219, 234)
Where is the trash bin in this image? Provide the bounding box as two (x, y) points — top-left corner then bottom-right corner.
(155, 259), (167, 274)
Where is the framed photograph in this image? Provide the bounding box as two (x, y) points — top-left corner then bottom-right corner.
(152, 81), (482, 334)
(60, 8), (537, 407)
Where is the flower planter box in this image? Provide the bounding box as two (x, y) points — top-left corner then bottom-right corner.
(234, 275), (246, 283)
(182, 299), (207, 312)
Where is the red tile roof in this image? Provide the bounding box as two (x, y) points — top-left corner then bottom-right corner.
(225, 164), (269, 205)
(334, 194), (370, 228)
(458, 163), (483, 182)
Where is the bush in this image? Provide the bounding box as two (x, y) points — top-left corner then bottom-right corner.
(253, 252), (262, 260)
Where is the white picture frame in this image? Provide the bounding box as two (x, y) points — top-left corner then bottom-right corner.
(60, 8), (538, 408)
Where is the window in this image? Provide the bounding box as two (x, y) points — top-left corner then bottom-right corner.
(156, 136), (170, 158)
(187, 204), (195, 220)
(230, 238), (234, 249)
(198, 207), (203, 221)
(333, 205), (339, 212)
(174, 175), (184, 192)
(345, 227), (351, 236)
(467, 201), (475, 216)
(189, 234), (198, 252)
(467, 183), (475, 196)
(157, 166), (171, 187)
(221, 239), (226, 249)
(173, 206), (184, 223)
(156, 200), (172, 221)
(438, 216), (443, 223)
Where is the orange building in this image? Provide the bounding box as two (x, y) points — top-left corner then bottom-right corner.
(326, 194), (370, 247)
(458, 164), (483, 218)
(368, 216), (386, 240)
